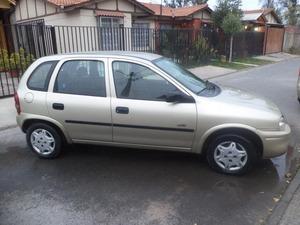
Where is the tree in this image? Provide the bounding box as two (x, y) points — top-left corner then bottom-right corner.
(260, 0), (276, 7)
(279, 0), (299, 25)
(213, 0), (243, 62)
(221, 13), (243, 62)
(164, 0), (208, 8)
(212, 0), (243, 28)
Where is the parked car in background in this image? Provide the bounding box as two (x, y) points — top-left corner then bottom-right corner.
(15, 52), (291, 175)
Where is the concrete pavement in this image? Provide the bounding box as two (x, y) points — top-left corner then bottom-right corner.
(0, 97), (17, 131)
(189, 65), (236, 80)
(1, 57), (300, 225)
(254, 52), (299, 62)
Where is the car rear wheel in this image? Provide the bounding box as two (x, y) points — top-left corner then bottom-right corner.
(26, 123), (62, 159)
(206, 134), (257, 175)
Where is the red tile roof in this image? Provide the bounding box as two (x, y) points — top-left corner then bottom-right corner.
(47, 0), (89, 7)
(95, 10), (124, 17)
(141, 3), (210, 17)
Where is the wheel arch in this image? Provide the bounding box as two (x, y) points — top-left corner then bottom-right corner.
(22, 118), (72, 144)
(199, 126), (263, 158)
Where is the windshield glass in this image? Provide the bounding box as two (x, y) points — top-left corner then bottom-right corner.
(153, 58), (206, 94)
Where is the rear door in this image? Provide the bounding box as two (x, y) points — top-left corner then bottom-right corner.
(47, 58), (112, 142)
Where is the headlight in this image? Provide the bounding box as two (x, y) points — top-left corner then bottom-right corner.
(279, 116), (287, 131)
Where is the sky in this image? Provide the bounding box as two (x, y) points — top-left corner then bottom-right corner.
(138, 0), (262, 10)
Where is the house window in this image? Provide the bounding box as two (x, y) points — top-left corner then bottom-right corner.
(100, 17), (123, 28)
(132, 23), (150, 49)
(97, 17), (124, 50)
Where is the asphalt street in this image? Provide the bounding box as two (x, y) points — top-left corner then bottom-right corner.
(1, 57), (300, 225)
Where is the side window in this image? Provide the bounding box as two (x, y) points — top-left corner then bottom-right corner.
(112, 61), (181, 101)
(54, 60), (106, 97)
(27, 61), (58, 91)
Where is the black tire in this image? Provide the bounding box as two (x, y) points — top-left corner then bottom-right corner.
(206, 134), (257, 175)
(26, 123), (62, 159)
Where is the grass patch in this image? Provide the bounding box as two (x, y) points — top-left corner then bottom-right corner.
(185, 56), (273, 70)
(234, 57), (273, 65)
(210, 60), (250, 70)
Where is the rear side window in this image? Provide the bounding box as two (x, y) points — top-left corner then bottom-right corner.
(27, 61), (58, 91)
(54, 60), (106, 97)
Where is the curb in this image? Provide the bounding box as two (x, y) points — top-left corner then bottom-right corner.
(265, 168), (300, 225)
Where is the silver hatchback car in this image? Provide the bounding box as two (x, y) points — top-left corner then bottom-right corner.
(15, 52), (291, 175)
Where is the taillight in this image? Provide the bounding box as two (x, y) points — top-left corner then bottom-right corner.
(14, 92), (21, 115)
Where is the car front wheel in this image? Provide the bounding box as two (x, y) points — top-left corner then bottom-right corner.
(206, 134), (257, 175)
(26, 123), (62, 159)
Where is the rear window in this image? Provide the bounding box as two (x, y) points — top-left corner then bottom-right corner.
(54, 60), (106, 97)
(27, 61), (58, 91)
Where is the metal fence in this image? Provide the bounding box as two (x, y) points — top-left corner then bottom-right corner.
(0, 24), (221, 97)
(0, 23), (264, 98)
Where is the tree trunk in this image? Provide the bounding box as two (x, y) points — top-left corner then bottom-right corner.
(229, 35), (233, 63)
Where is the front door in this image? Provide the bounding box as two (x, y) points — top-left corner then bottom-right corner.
(47, 58), (112, 142)
(110, 60), (197, 148)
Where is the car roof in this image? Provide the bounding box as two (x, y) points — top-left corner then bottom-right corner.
(40, 51), (162, 62)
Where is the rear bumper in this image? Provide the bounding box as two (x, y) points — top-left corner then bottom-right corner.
(257, 124), (291, 158)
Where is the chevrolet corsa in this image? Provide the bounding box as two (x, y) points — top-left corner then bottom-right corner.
(15, 52), (291, 175)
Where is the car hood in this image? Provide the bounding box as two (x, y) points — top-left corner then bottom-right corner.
(196, 85), (282, 130)
(217, 85), (281, 114)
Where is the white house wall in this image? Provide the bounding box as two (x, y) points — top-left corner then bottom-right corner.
(14, 0), (57, 22)
(44, 9), (97, 26)
(45, 9), (99, 53)
(118, 0), (135, 11)
(97, 0), (117, 10)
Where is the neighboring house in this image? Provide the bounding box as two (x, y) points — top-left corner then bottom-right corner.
(242, 8), (282, 32)
(11, 0), (154, 27)
(8, 0), (213, 55)
(242, 8), (285, 54)
(9, 0), (156, 54)
(141, 3), (213, 30)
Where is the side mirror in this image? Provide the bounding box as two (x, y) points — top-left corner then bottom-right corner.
(165, 93), (195, 103)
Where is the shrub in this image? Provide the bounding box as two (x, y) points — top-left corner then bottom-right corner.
(191, 36), (216, 64)
(0, 48), (35, 71)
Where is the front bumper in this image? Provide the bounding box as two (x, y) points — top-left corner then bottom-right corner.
(257, 124), (291, 158)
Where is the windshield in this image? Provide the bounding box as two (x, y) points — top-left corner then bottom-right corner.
(153, 57), (206, 94)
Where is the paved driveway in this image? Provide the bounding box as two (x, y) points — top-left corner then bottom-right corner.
(1, 58), (300, 225)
